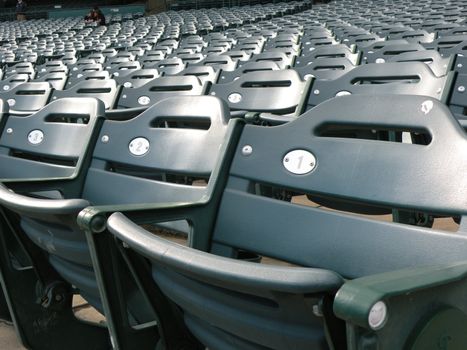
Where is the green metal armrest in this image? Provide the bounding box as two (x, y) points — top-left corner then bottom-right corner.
(0, 183), (89, 216)
(334, 261), (467, 329)
(106, 212), (344, 294)
(334, 261), (467, 349)
(77, 200), (208, 233)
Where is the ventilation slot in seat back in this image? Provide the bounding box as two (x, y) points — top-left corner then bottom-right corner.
(151, 116), (211, 130)
(149, 85), (194, 92)
(8, 149), (78, 167)
(77, 88), (112, 94)
(16, 89), (47, 96)
(315, 122), (432, 145)
(351, 75), (421, 85)
(45, 114), (90, 124)
(241, 80), (292, 88)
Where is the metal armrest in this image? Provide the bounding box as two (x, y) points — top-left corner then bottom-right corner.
(334, 261), (467, 329)
(77, 200), (206, 233)
(0, 183), (89, 215)
(106, 212), (344, 294)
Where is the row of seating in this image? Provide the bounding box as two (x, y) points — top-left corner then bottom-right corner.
(0, 0), (467, 349)
(0, 92), (466, 350)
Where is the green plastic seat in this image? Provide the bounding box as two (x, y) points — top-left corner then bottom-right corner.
(80, 94), (467, 350)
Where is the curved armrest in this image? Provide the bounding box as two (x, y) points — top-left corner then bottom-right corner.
(77, 200), (206, 233)
(107, 212), (344, 294)
(0, 183), (89, 215)
(334, 261), (467, 329)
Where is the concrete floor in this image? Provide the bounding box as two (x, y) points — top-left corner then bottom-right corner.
(0, 321), (24, 350)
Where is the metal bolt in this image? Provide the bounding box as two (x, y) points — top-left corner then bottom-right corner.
(210, 91), (216, 95)
(242, 145), (253, 156)
(122, 242), (130, 248)
(313, 89), (320, 95)
(458, 63), (463, 68)
(101, 135), (109, 143)
(284, 157), (289, 162)
(6, 128), (12, 134)
(55, 294), (63, 302)
(458, 86), (465, 93)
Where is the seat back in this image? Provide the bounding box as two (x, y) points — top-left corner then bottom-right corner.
(66, 70), (111, 89)
(294, 57), (356, 81)
(176, 65), (220, 85)
(34, 72), (68, 90)
(241, 51), (294, 69)
(84, 95), (231, 206)
(149, 58), (186, 75)
(115, 75), (206, 110)
(363, 43), (426, 63)
(0, 74), (30, 92)
(108, 61), (142, 78)
(305, 62), (452, 111)
(296, 44), (360, 66)
(0, 98), (104, 182)
(219, 61), (281, 83)
(113, 69), (160, 89)
(210, 70), (307, 115)
(0, 82), (52, 115)
(52, 80), (119, 110)
(387, 50), (453, 77)
(192, 55), (238, 72)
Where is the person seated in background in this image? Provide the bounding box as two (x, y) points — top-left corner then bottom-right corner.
(15, 0), (27, 21)
(84, 6), (106, 26)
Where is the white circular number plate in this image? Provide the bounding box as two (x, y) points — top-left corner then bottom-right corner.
(283, 150), (316, 175)
(129, 137), (150, 156)
(138, 96), (151, 105)
(28, 130), (44, 145)
(228, 92), (242, 103)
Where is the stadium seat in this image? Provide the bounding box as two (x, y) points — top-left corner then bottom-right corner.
(219, 61), (281, 83)
(209, 69), (309, 120)
(80, 94), (467, 350)
(51, 79), (119, 111)
(176, 65), (220, 85)
(34, 72), (68, 90)
(294, 57), (356, 81)
(0, 82), (52, 116)
(2, 95), (233, 350)
(304, 62), (453, 111)
(110, 75), (207, 119)
(0, 98), (111, 349)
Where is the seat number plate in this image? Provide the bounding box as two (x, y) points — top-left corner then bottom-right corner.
(129, 137), (150, 156)
(283, 150), (316, 175)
